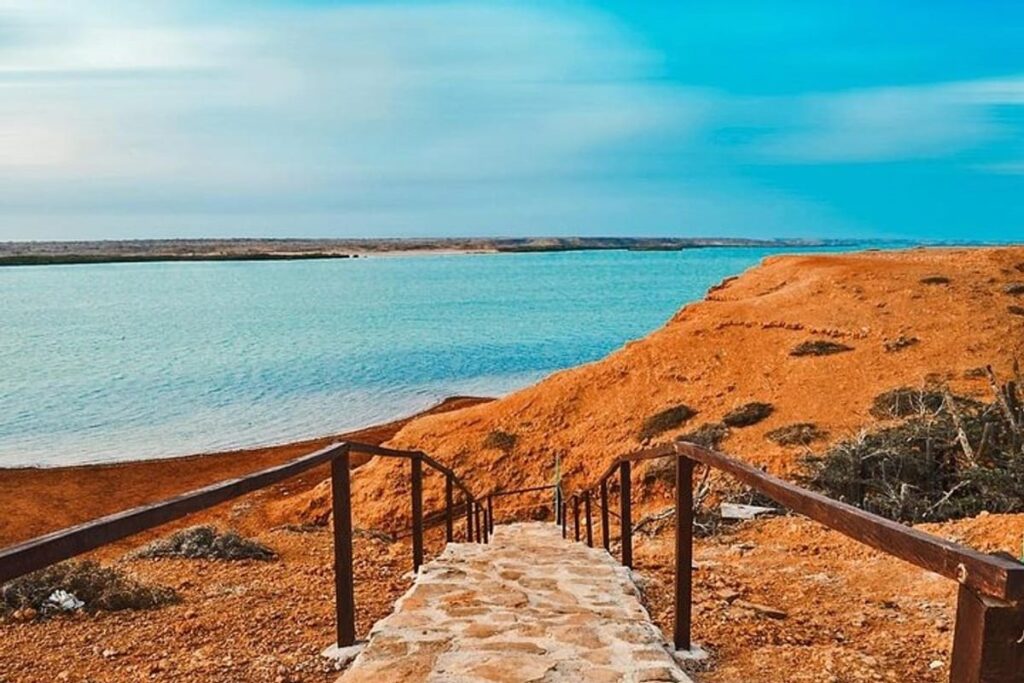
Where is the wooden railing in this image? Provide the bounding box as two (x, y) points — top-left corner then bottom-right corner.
(563, 440), (1024, 683)
(0, 441), (515, 649)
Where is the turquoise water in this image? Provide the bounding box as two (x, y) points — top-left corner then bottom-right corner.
(1, 248), (861, 467)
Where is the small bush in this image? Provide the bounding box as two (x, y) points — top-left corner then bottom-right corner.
(884, 336), (919, 353)
(680, 422), (730, 449)
(483, 430), (517, 453)
(639, 404), (697, 442)
(870, 388), (946, 420)
(804, 385), (1024, 524)
(1009, 305), (1024, 317)
(790, 340), (853, 357)
(920, 275), (951, 285)
(766, 423), (828, 447)
(137, 526), (276, 561)
(722, 402), (774, 428)
(2, 560), (178, 616)
(1004, 283), (1024, 296)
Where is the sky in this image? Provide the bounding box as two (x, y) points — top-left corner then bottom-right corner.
(1, 1), (1022, 242)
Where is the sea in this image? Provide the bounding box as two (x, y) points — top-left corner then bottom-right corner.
(0, 246), (876, 467)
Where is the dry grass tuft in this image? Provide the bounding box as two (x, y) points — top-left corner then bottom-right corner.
(639, 404), (697, 442)
(136, 526), (276, 561)
(790, 340), (853, 357)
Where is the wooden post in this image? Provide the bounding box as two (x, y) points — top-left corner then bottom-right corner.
(465, 496), (474, 542)
(561, 501), (567, 539)
(584, 490), (593, 548)
(476, 503), (484, 544)
(555, 486), (562, 526)
(950, 585), (1024, 682)
(600, 480), (610, 552)
(330, 448), (356, 647)
(445, 474), (454, 543)
(619, 461), (632, 568)
(411, 455), (424, 572)
(488, 495), (494, 534)
(482, 504), (489, 544)
(675, 456), (694, 651)
(573, 496), (581, 542)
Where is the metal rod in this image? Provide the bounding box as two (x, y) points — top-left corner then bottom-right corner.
(466, 495), (474, 542)
(331, 448), (356, 647)
(600, 479), (610, 552)
(561, 501), (567, 539)
(619, 461), (632, 568)
(675, 456), (694, 651)
(555, 486), (563, 526)
(573, 496), (581, 542)
(411, 455), (424, 571)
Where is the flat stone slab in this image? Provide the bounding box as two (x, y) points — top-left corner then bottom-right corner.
(338, 522), (691, 683)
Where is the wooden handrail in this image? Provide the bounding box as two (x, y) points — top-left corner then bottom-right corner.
(0, 439), (490, 651)
(563, 438), (1024, 682)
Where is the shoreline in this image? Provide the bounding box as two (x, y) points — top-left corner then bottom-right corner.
(0, 236), (877, 267)
(0, 395), (492, 548)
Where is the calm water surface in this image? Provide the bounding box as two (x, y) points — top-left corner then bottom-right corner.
(1, 248), (864, 467)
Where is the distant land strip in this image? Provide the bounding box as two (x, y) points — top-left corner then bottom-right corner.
(0, 237), (867, 267)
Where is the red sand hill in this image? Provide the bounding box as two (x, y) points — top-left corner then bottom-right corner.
(284, 247), (1024, 532)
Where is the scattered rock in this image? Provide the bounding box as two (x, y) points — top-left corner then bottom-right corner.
(732, 600), (788, 620)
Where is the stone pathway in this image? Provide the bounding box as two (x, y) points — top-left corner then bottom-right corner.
(338, 522), (692, 683)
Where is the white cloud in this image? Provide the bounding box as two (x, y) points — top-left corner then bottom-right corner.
(747, 76), (1024, 163)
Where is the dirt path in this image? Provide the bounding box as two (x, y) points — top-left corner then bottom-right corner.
(340, 522), (690, 683)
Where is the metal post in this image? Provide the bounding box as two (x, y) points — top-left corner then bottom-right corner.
(411, 455), (424, 572)
(445, 474), (454, 543)
(330, 447), (356, 647)
(476, 503), (485, 544)
(619, 461), (632, 568)
(482, 503), (489, 544)
(675, 456), (694, 651)
(600, 480), (610, 552)
(573, 496), (581, 542)
(584, 490), (593, 548)
(561, 501), (567, 539)
(466, 496), (474, 542)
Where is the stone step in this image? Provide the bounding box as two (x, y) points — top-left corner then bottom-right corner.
(337, 522), (693, 682)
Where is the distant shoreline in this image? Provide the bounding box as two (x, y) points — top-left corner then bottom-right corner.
(0, 236), (871, 267)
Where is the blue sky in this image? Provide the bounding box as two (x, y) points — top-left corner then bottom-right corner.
(1, 1), (1022, 242)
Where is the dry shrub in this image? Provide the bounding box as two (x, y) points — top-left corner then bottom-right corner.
(804, 381), (1024, 524)
(766, 423), (828, 447)
(790, 340), (853, 357)
(1005, 283), (1024, 295)
(644, 423), (729, 485)
(1009, 305), (1024, 317)
(884, 335), (919, 353)
(920, 275), (951, 285)
(722, 402), (774, 428)
(483, 430), (517, 453)
(870, 387), (947, 419)
(2, 561), (179, 616)
(639, 404), (697, 442)
(137, 526), (276, 561)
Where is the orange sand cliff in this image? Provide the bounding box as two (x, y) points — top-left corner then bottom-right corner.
(287, 247), (1024, 531)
